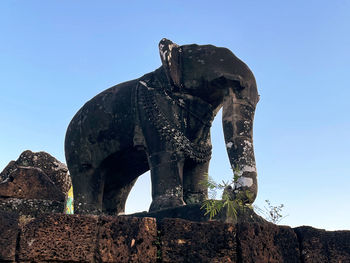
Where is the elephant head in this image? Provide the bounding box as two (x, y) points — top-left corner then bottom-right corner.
(158, 39), (259, 204)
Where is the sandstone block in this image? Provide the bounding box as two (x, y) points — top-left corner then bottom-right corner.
(0, 150), (71, 195)
(295, 226), (350, 262)
(237, 222), (300, 263)
(18, 214), (98, 262)
(0, 167), (64, 201)
(97, 216), (157, 262)
(160, 218), (237, 263)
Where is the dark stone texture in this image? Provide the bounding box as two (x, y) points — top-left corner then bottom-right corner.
(0, 211), (19, 262)
(159, 218), (237, 263)
(295, 226), (350, 262)
(237, 222), (301, 263)
(0, 167), (64, 201)
(18, 214), (99, 262)
(0, 150), (71, 195)
(65, 38), (259, 215)
(97, 216), (157, 262)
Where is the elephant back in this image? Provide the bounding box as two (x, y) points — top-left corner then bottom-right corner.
(65, 79), (138, 169)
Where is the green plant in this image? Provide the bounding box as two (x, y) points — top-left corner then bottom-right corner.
(200, 167), (286, 223)
(201, 191), (238, 220)
(200, 166), (252, 220)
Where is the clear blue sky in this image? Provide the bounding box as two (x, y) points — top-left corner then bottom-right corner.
(1, 1), (349, 230)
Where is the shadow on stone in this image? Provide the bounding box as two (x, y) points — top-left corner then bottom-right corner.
(128, 203), (267, 224)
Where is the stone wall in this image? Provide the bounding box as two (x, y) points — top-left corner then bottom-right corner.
(1, 211), (349, 263)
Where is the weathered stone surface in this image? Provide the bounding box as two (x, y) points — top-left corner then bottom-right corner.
(0, 151), (71, 216)
(237, 222), (300, 263)
(18, 214), (99, 262)
(0, 197), (64, 217)
(159, 218), (237, 263)
(131, 203), (267, 225)
(0, 167), (64, 201)
(0, 211), (19, 262)
(97, 216), (157, 263)
(295, 226), (350, 262)
(0, 150), (71, 195)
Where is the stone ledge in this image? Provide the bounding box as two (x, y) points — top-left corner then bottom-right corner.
(1, 211), (349, 262)
(0, 197), (64, 217)
(131, 203), (267, 224)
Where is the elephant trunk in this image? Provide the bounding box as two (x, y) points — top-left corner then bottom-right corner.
(222, 88), (258, 204)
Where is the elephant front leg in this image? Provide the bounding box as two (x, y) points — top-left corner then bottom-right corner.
(183, 160), (209, 204)
(148, 151), (186, 212)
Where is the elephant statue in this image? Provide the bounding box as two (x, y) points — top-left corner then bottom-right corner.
(65, 38), (259, 215)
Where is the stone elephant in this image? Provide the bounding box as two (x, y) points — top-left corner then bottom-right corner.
(65, 38), (259, 215)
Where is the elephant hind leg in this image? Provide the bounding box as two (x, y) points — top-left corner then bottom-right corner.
(72, 165), (105, 214)
(102, 178), (137, 215)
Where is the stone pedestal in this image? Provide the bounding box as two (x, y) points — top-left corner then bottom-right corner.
(130, 203), (267, 224)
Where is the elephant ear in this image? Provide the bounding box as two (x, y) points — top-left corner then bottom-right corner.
(159, 38), (182, 89)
